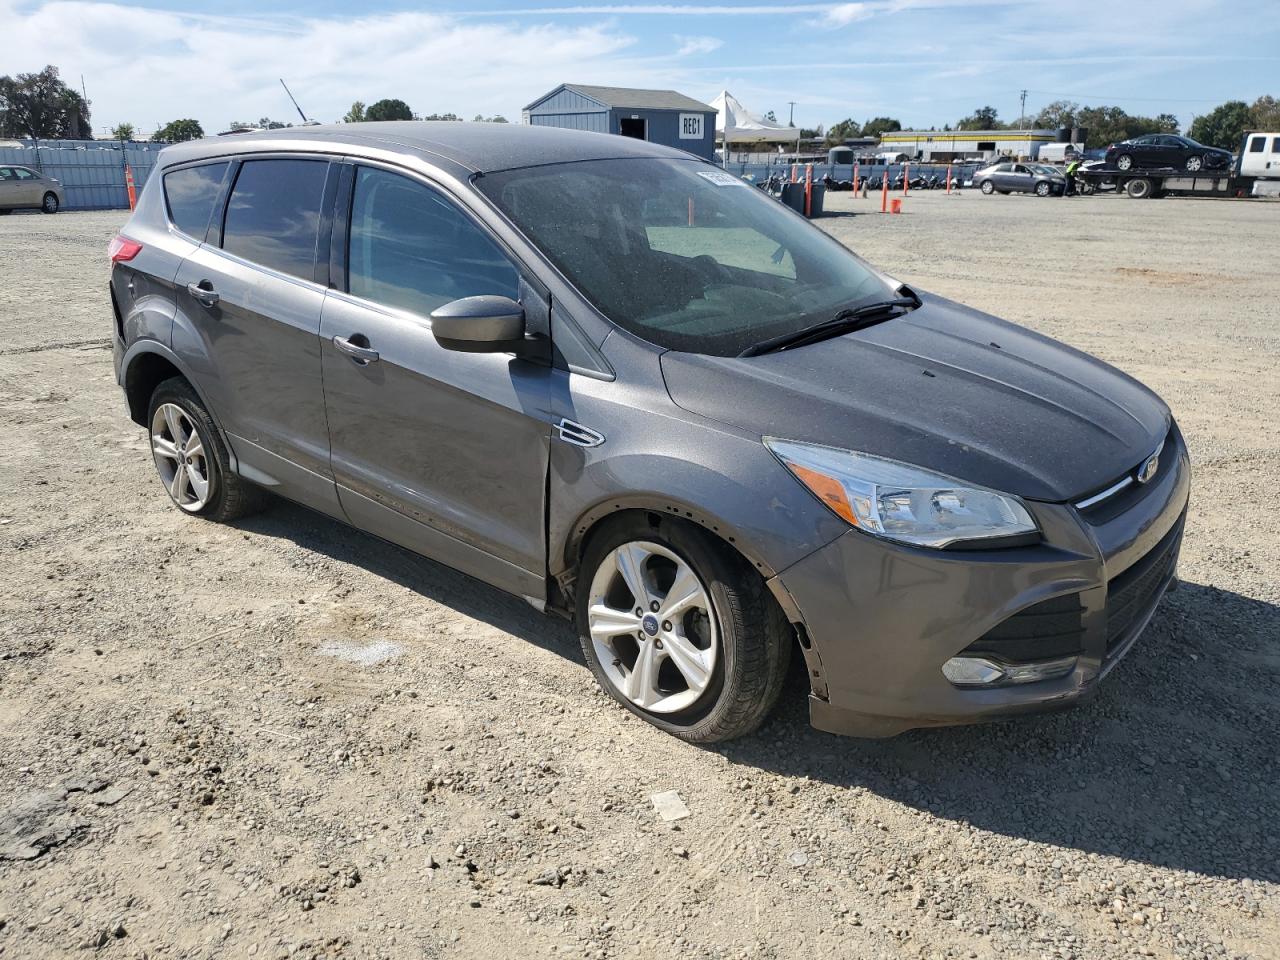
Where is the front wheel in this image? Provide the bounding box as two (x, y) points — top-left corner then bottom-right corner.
(1035, 181), (1051, 197)
(577, 516), (791, 743)
(980, 180), (995, 195)
(41, 192), (59, 214)
(1185, 155), (1204, 172)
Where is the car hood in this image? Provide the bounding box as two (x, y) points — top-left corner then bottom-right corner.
(659, 294), (1169, 503)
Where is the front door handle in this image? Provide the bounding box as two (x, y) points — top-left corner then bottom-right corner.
(332, 334), (380, 364)
(186, 280), (219, 307)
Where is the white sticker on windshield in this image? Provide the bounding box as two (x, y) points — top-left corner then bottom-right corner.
(696, 170), (746, 187)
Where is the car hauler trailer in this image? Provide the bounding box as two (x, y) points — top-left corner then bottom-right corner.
(1077, 130), (1280, 199)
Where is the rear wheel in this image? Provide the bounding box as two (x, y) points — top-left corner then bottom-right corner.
(980, 180), (995, 195)
(1125, 177), (1154, 199)
(577, 515), (790, 743)
(1115, 154), (1133, 172)
(147, 378), (269, 522)
(40, 192), (59, 214)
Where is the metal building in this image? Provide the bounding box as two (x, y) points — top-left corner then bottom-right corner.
(879, 129), (1071, 162)
(522, 84), (717, 160)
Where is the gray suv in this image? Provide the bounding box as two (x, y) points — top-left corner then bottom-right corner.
(110, 123), (1189, 742)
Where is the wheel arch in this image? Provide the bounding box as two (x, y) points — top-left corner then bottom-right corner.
(120, 342), (236, 469)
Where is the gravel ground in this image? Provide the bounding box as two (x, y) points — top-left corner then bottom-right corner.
(0, 193), (1277, 960)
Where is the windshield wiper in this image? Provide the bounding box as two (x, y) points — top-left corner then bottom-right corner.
(737, 296), (919, 358)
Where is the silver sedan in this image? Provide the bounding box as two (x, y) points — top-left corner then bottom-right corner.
(0, 164), (65, 213)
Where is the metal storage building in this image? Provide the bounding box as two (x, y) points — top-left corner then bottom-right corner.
(522, 84), (717, 160)
(879, 129), (1068, 162)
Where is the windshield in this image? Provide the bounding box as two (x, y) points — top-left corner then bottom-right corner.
(475, 158), (888, 356)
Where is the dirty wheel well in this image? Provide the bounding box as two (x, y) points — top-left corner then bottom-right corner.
(124, 353), (184, 425)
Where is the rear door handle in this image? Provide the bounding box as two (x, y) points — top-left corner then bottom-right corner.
(332, 334), (380, 364)
(186, 281), (219, 307)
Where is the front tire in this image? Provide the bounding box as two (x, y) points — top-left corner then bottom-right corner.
(41, 192), (59, 214)
(147, 378), (268, 522)
(576, 515), (791, 743)
(1035, 181), (1051, 197)
(1185, 155), (1203, 172)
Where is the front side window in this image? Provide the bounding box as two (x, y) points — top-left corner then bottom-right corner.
(14, 167), (36, 180)
(1249, 137), (1266, 153)
(347, 167), (518, 317)
(222, 159), (328, 280)
(164, 162), (228, 239)
(476, 158), (887, 356)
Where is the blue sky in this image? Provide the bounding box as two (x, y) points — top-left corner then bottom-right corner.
(4, 0), (1276, 135)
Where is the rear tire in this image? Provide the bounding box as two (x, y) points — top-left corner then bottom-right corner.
(576, 515), (791, 743)
(147, 377), (269, 522)
(1115, 154), (1133, 172)
(1125, 177), (1153, 199)
(980, 180), (995, 195)
(40, 192), (59, 214)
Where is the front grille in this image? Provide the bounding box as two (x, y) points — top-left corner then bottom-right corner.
(962, 592), (1086, 664)
(1105, 518), (1183, 653)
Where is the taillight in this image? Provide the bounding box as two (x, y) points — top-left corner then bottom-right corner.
(108, 234), (143, 263)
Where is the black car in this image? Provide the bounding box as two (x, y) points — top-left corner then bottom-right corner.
(1104, 135), (1232, 173)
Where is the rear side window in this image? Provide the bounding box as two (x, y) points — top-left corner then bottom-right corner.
(1248, 137), (1266, 153)
(1274, 138), (1280, 152)
(347, 166), (518, 317)
(222, 159), (328, 280)
(163, 162), (228, 239)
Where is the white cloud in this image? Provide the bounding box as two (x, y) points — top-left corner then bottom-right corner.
(0, 1), (648, 133)
(674, 34), (723, 56)
(814, 3), (872, 26)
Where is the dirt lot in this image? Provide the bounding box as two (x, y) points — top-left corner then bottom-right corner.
(1, 191), (1277, 960)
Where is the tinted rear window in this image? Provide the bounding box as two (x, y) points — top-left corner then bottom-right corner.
(222, 159), (328, 280)
(163, 163), (228, 239)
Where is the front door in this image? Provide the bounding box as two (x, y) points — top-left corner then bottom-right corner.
(320, 164), (551, 599)
(172, 155), (341, 515)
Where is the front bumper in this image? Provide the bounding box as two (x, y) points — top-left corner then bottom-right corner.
(772, 426), (1191, 738)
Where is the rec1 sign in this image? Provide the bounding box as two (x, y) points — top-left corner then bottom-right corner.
(679, 114), (704, 140)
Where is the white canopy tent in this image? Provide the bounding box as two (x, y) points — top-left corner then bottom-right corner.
(711, 90), (802, 159)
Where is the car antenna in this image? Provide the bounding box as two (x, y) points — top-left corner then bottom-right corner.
(279, 78), (313, 125)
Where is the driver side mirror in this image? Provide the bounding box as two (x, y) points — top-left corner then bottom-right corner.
(430, 296), (526, 353)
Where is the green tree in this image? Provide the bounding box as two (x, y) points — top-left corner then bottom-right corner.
(110, 122), (135, 141)
(154, 119), (204, 142)
(0, 64), (92, 139)
(1034, 100), (1079, 129)
(342, 101), (366, 123)
(1251, 95), (1280, 130)
(420, 112), (462, 121)
(1188, 100), (1253, 149)
(472, 114), (509, 123)
(824, 117), (861, 145)
(1073, 105), (1175, 146)
(957, 105), (1000, 130)
(365, 98), (413, 122)
(861, 116), (901, 138)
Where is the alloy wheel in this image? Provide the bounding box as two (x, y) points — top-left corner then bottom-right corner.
(1186, 155), (1203, 172)
(586, 540), (719, 714)
(1116, 155), (1133, 171)
(151, 402), (213, 512)
(42, 193), (58, 213)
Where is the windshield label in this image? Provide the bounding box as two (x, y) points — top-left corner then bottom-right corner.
(696, 170), (746, 187)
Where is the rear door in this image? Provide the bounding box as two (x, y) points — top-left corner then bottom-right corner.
(319, 162), (552, 598)
(172, 155), (342, 515)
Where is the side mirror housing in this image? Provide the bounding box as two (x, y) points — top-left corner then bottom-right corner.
(430, 296), (526, 353)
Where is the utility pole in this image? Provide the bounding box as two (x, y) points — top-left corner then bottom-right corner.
(788, 101), (797, 126)
(1019, 89), (1028, 127)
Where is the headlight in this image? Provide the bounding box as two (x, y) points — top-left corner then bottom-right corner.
(765, 438), (1038, 549)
